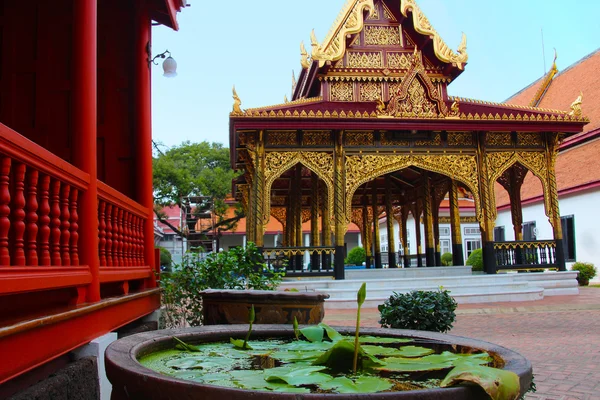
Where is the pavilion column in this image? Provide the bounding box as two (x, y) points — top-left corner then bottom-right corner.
(449, 180), (464, 265)
(547, 134), (566, 271)
(310, 172), (320, 270)
(285, 184), (295, 269)
(362, 202), (372, 268)
(73, 0), (99, 301)
(294, 164), (303, 269)
(333, 131), (346, 279)
(509, 168), (524, 241)
(321, 185), (332, 269)
(477, 133), (497, 274)
(400, 205), (410, 268)
(253, 131), (266, 249)
(385, 176), (397, 268)
(422, 175), (435, 267)
(372, 184), (382, 269)
(432, 205), (441, 266)
(413, 201), (423, 268)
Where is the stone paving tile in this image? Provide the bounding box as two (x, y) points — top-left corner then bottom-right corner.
(322, 287), (600, 398)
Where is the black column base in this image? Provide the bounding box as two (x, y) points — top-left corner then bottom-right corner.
(365, 255), (372, 269)
(425, 247), (435, 267)
(482, 242), (496, 274)
(374, 252), (382, 269)
(310, 253), (321, 271)
(555, 240), (566, 271)
(435, 251), (441, 266)
(388, 253), (397, 268)
(334, 246), (345, 279)
(417, 253), (423, 268)
(295, 254), (303, 271)
(403, 254), (410, 268)
(452, 243), (464, 266)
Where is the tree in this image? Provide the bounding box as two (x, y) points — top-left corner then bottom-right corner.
(153, 141), (243, 238)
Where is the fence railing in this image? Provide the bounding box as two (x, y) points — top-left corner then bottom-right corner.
(263, 246), (335, 277)
(492, 240), (558, 271)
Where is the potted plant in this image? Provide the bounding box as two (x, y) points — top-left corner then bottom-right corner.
(571, 262), (597, 286)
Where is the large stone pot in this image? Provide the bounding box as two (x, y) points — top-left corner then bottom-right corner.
(199, 289), (330, 325)
(105, 325), (532, 400)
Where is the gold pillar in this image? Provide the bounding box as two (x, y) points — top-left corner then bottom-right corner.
(413, 200), (423, 268)
(363, 202), (372, 267)
(245, 182), (255, 244)
(294, 164), (303, 248)
(385, 176), (397, 268)
(400, 205), (410, 267)
(509, 168), (524, 241)
(333, 131), (346, 279)
(321, 185), (332, 247)
(253, 131), (266, 247)
(422, 175), (435, 267)
(477, 133), (496, 273)
(546, 133), (565, 271)
(449, 179), (464, 265)
(372, 182), (382, 268)
(310, 172), (320, 269)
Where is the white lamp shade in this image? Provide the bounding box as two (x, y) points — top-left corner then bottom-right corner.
(162, 56), (177, 77)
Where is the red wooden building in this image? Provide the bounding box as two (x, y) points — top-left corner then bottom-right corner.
(0, 0), (186, 394)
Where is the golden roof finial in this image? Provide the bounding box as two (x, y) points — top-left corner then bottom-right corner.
(569, 91), (583, 117)
(231, 86), (244, 116)
(300, 41), (310, 69)
(284, 95), (289, 103)
(457, 33), (467, 57)
(292, 70), (297, 93)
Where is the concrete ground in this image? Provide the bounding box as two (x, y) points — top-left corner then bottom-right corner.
(323, 287), (600, 400)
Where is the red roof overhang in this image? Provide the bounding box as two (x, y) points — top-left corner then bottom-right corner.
(150, 0), (186, 30)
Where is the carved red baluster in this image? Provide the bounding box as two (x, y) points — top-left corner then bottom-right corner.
(60, 183), (71, 266)
(98, 201), (107, 266)
(38, 175), (51, 266)
(117, 208), (124, 266)
(10, 163), (26, 266)
(139, 217), (146, 265)
(128, 213), (135, 266)
(0, 157), (11, 266)
(124, 212), (132, 266)
(50, 180), (62, 265)
(132, 215), (140, 265)
(25, 169), (39, 266)
(112, 205), (120, 266)
(105, 204), (113, 266)
(69, 188), (79, 266)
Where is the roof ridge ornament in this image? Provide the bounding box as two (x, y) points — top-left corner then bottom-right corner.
(400, 0), (468, 70)
(300, 42), (311, 69)
(529, 49), (559, 107)
(231, 86), (244, 116)
(568, 91), (583, 117)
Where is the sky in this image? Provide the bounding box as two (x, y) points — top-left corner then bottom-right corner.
(151, 0), (600, 150)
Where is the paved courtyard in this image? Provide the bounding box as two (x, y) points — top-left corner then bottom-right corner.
(323, 287), (600, 399)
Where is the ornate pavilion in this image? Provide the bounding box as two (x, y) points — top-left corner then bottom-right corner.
(229, 0), (588, 279)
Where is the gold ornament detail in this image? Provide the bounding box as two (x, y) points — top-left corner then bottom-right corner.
(568, 92), (583, 117)
(448, 132), (473, 146)
(268, 132), (297, 146)
(231, 86), (244, 116)
(387, 52), (412, 69)
(380, 132), (409, 146)
(303, 131), (331, 146)
(415, 133), (441, 146)
(346, 131), (374, 146)
(344, 154), (480, 225)
(310, 0), (375, 67)
(486, 132), (512, 147)
(400, 0), (468, 69)
(382, 3), (397, 21)
(271, 207), (287, 226)
(365, 26), (401, 46)
(300, 41), (310, 69)
(517, 133), (543, 147)
(359, 82), (382, 101)
(347, 52), (383, 68)
(396, 78), (437, 117)
(331, 81), (354, 101)
(367, 3), (379, 19)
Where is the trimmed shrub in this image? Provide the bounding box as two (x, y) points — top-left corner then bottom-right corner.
(571, 262), (597, 286)
(378, 289), (458, 333)
(466, 248), (483, 272)
(157, 246), (172, 271)
(345, 246), (366, 266)
(441, 252), (453, 266)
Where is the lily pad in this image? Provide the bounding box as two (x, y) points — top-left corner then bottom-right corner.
(299, 326), (324, 342)
(377, 358), (453, 372)
(395, 345), (435, 358)
(441, 364), (520, 400)
(285, 340), (333, 351)
(230, 337), (253, 350)
(319, 376), (394, 394)
(313, 340), (383, 372)
(362, 345), (408, 356)
(357, 336), (412, 344)
(270, 350), (324, 362)
(264, 365), (332, 386)
(173, 337), (201, 352)
(318, 323), (343, 342)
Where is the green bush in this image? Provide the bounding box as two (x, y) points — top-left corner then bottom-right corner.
(378, 289), (457, 333)
(160, 242), (285, 328)
(441, 252), (453, 266)
(157, 246), (172, 271)
(345, 246), (366, 265)
(571, 262), (597, 286)
(466, 248), (483, 272)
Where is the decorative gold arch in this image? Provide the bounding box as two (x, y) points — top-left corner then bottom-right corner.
(344, 154), (481, 225)
(263, 152), (334, 228)
(486, 151), (550, 222)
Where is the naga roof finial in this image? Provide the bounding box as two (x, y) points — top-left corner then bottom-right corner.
(231, 86), (243, 116)
(300, 41), (310, 69)
(569, 91), (583, 117)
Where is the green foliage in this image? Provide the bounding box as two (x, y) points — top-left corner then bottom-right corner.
(345, 246), (366, 265)
(571, 262), (597, 286)
(441, 252), (453, 266)
(378, 289), (458, 333)
(157, 246), (172, 270)
(160, 243), (284, 328)
(466, 248), (484, 272)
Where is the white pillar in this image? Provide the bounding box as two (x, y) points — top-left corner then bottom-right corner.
(304, 233), (310, 268)
(72, 332), (117, 400)
(243, 235), (247, 248)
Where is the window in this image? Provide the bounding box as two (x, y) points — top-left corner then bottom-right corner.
(440, 239), (451, 255)
(381, 233), (387, 243)
(522, 221), (536, 241)
(465, 239), (481, 259)
(561, 215), (576, 262)
(439, 227), (450, 237)
(464, 227), (481, 235)
(494, 226), (505, 242)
